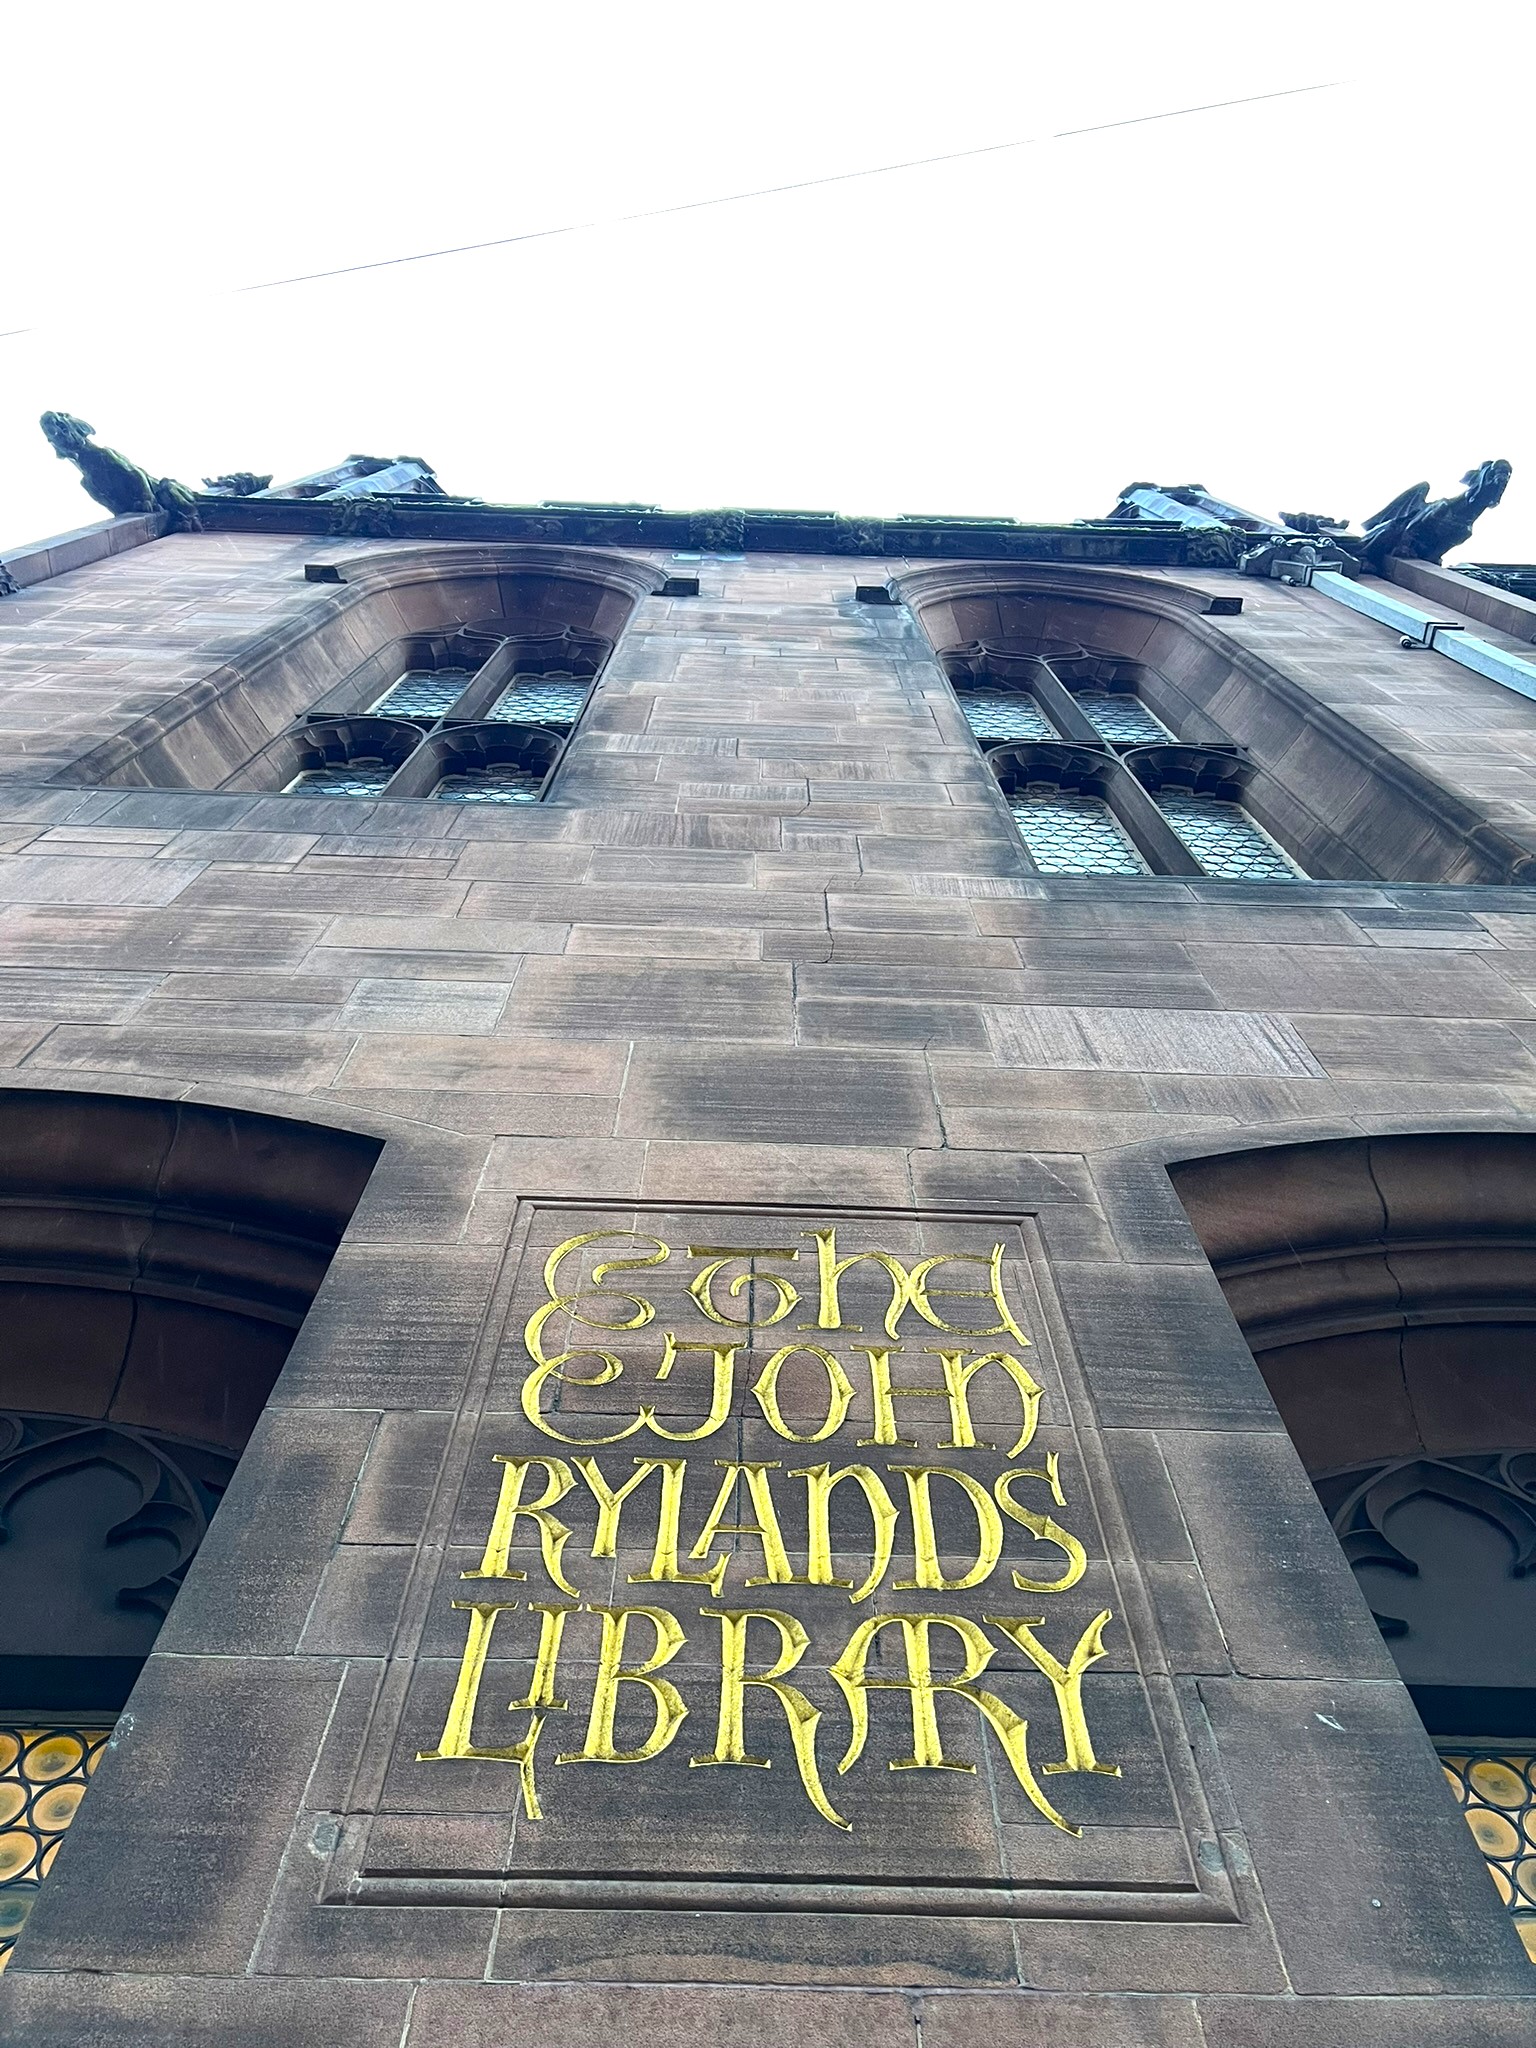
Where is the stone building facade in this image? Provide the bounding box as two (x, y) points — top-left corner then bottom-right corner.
(1, 478), (1536, 2045)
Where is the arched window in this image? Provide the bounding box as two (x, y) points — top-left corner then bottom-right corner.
(986, 742), (1152, 875)
(900, 563), (1536, 884)
(1172, 1133), (1536, 1961)
(1126, 745), (1305, 880)
(0, 1092), (380, 1971)
(58, 548), (658, 795)
(930, 616), (1313, 881)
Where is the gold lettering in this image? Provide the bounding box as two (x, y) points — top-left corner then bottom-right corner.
(519, 1231), (670, 1447)
(416, 1600), (563, 1820)
(786, 1462), (899, 1602)
(689, 1462), (794, 1587)
(644, 1334), (738, 1443)
(805, 1228), (920, 1337)
(461, 1456), (581, 1597)
(857, 1346), (1041, 1455)
(687, 1246), (800, 1327)
(572, 1455), (660, 1558)
(983, 1611), (1120, 1778)
(752, 1343), (855, 1443)
(995, 1457), (1088, 1594)
(692, 1607), (849, 1830)
(804, 1230), (1030, 1345)
(615, 1458), (730, 1594)
(890, 1464), (1005, 1592)
(830, 1611), (1073, 1831)
(556, 1604), (688, 1765)
(901, 1244), (1031, 1346)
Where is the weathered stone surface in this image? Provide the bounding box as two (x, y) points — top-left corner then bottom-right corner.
(2, 533), (1534, 2038)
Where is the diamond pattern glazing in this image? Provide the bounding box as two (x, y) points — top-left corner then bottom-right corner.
(283, 766), (394, 797)
(1010, 794), (1149, 875)
(489, 678), (588, 727)
(433, 767), (544, 803)
(956, 690), (1055, 742)
(0, 1728), (109, 1971)
(1073, 691), (1172, 745)
(372, 670), (474, 718)
(1440, 1751), (1536, 1962)
(1156, 794), (1302, 879)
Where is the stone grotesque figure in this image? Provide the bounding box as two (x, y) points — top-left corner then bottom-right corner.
(1356, 460), (1512, 572)
(202, 472), (272, 497)
(40, 412), (202, 530)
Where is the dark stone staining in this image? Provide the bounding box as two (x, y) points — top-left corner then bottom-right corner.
(0, 1091), (380, 1712)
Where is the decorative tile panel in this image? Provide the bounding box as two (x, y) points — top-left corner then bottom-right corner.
(1156, 795), (1302, 880)
(1440, 1751), (1536, 1962)
(0, 1728), (109, 1972)
(1010, 794), (1149, 876)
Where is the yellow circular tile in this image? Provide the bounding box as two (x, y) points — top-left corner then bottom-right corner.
(0, 1831), (39, 1882)
(23, 1735), (85, 1783)
(0, 1884), (37, 1942)
(1469, 1759), (1526, 1807)
(32, 1783), (85, 1832)
(0, 1786), (25, 1829)
(1470, 1807), (1522, 1858)
(0, 1732), (20, 1774)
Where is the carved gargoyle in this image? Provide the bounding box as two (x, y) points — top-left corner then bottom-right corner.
(1356, 459), (1512, 573)
(40, 410), (202, 531)
(202, 471), (273, 497)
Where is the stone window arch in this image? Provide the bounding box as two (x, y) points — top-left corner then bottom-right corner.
(1171, 1131), (1536, 1960)
(900, 563), (1533, 883)
(1125, 743), (1306, 879)
(0, 1090), (380, 1970)
(60, 546), (660, 795)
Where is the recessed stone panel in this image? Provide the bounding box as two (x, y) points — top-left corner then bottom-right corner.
(322, 1198), (1240, 1962)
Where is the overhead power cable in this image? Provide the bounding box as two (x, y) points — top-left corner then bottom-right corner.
(0, 79), (1341, 340)
(236, 80), (1341, 295)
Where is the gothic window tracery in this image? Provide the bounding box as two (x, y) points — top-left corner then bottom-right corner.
(0, 1094), (380, 1974)
(940, 638), (1311, 881)
(1171, 1134), (1536, 1967)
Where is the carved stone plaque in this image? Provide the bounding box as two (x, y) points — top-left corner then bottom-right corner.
(326, 1201), (1239, 1927)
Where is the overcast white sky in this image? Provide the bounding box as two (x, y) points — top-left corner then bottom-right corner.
(3, 3), (1531, 558)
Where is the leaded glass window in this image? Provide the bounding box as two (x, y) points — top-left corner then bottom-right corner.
(1073, 690), (1172, 746)
(1010, 793), (1149, 876)
(489, 677), (589, 727)
(283, 764), (395, 797)
(433, 765), (544, 804)
(1439, 1750), (1536, 1963)
(1156, 793), (1302, 879)
(0, 1727), (108, 1972)
(370, 669), (475, 719)
(955, 690), (1055, 743)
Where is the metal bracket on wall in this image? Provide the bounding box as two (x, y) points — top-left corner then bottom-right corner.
(1303, 568), (1536, 708)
